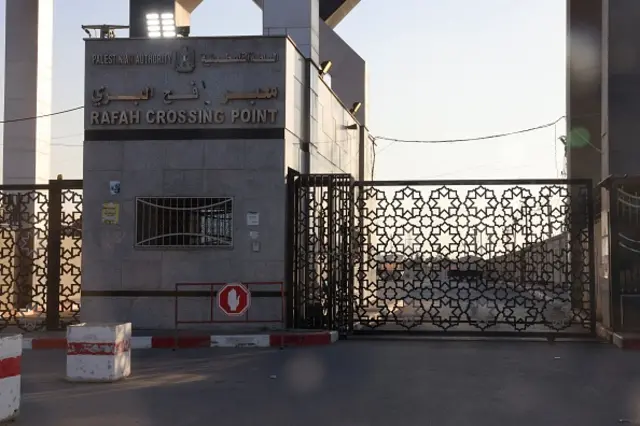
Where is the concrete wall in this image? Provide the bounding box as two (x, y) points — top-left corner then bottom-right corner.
(602, 0), (640, 175)
(283, 43), (364, 178)
(262, 0), (320, 65)
(284, 41), (306, 172)
(310, 76), (359, 175)
(2, 0), (53, 185)
(81, 36), (289, 329)
(318, 20), (367, 126)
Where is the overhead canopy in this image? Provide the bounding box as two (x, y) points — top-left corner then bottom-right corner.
(252, 0), (361, 28)
(130, 0), (361, 36)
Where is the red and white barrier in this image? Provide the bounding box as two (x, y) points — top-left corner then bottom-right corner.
(66, 323), (131, 382)
(0, 335), (22, 423)
(23, 330), (340, 350)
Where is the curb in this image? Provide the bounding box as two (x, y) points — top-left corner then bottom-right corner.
(612, 332), (640, 350)
(22, 331), (339, 350)
(595, 323), (613, 343)
(595, 323), (640, 350)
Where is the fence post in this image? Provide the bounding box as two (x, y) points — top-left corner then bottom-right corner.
(586, 184), (597, 333)
(284, 169), (296, 329)
(327, 176), (335, 330)
(609, 181), (622, 331)
(46, 179), (63, 331)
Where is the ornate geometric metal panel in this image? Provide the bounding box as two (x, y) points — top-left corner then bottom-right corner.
(288, 173), (354, 333)
(0, 189), (49, 331)
(0, 181), (83, 332)
(354, 180), (595, 336)
(287, 174), (596, 337)
(59, 186), (83, 327)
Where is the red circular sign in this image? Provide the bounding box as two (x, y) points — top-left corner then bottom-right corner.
(218, 283), (251, 316)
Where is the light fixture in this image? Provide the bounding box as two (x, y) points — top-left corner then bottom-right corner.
(146, 12), (175, 38)
(81, 24), (129, 39)
(349, 102), (362, 115)
(320, 60), (333, 75)
(176, 26), (191, 37)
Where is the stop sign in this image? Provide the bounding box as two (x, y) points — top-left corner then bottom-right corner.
(218, 283), (251, 316)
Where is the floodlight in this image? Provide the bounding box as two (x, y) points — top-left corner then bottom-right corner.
(146, 11), (175, 38)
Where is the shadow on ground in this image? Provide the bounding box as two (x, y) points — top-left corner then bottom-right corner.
(18, 340), (640, 426)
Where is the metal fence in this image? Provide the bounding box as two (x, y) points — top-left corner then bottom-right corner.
(606, 175), (640, 331)
(287, 171), (596, 337)
(0, 179), (82, 332)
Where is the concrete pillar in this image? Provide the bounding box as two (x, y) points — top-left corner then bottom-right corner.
(2, 0), (53, 185)
(2, 0), (53, 316)
(566, 0), (603, 313)
(175, 0), (203, 28)
(566, 0), (602, 183)
(601, 0), (640, 174)
(600, 0), (640, 330)
(262, 0), (320, 65)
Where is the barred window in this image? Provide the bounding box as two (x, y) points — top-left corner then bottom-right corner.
(135, 197), (233, 247)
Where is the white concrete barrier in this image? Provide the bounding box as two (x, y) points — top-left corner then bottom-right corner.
(0, 334), (22, 423)
(66, 323), (131, 382)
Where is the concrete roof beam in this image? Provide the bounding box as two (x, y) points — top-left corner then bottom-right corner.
(252, 0), (361, 28)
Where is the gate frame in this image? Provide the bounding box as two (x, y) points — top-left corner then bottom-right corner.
(46, 178), (83, 330)
(601, 174), (640, 332)
(285, 169), (355, 332)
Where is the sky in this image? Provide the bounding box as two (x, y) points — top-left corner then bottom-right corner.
(0, 0), (568, 181)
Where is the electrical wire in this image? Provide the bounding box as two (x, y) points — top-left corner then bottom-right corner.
(0, 108), (578, 146)
(0, 108), (602, 162)
(373, 116), (566, 145)
(0, 106), (84, 124)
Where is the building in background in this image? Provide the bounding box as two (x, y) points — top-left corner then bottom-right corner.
(80, 0), (372, 328)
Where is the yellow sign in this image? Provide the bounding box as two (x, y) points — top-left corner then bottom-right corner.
(101, 202), (120, 225)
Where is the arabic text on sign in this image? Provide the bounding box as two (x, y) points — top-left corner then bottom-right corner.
(201, 52), (279, 64)
(91, 54), (173, 66)
(163, 81), (200, 104)
(90, 108), (279, 125)
(223, 88), (278, 104)
(101, 202), (120, 225)
(92, 87), (153, 106)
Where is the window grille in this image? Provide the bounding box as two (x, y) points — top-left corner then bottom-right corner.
(135, 197), (233, 247)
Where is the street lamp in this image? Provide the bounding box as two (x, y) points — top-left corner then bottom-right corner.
(146, 12), (176, 38)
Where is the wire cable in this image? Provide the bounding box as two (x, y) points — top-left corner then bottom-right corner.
(373, 116), (565, 145)
(0, 106), (84, 124)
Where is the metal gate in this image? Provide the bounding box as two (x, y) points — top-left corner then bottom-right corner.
(287, 171), (596, 337)
(285, 170), (354, 333)
(609, 175), (640, 331)
(0, 179), (83, 332)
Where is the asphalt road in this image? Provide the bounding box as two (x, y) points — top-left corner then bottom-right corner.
(18, 340), (640, 426)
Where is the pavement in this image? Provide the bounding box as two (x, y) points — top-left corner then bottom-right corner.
(17, 339), (640, 425)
